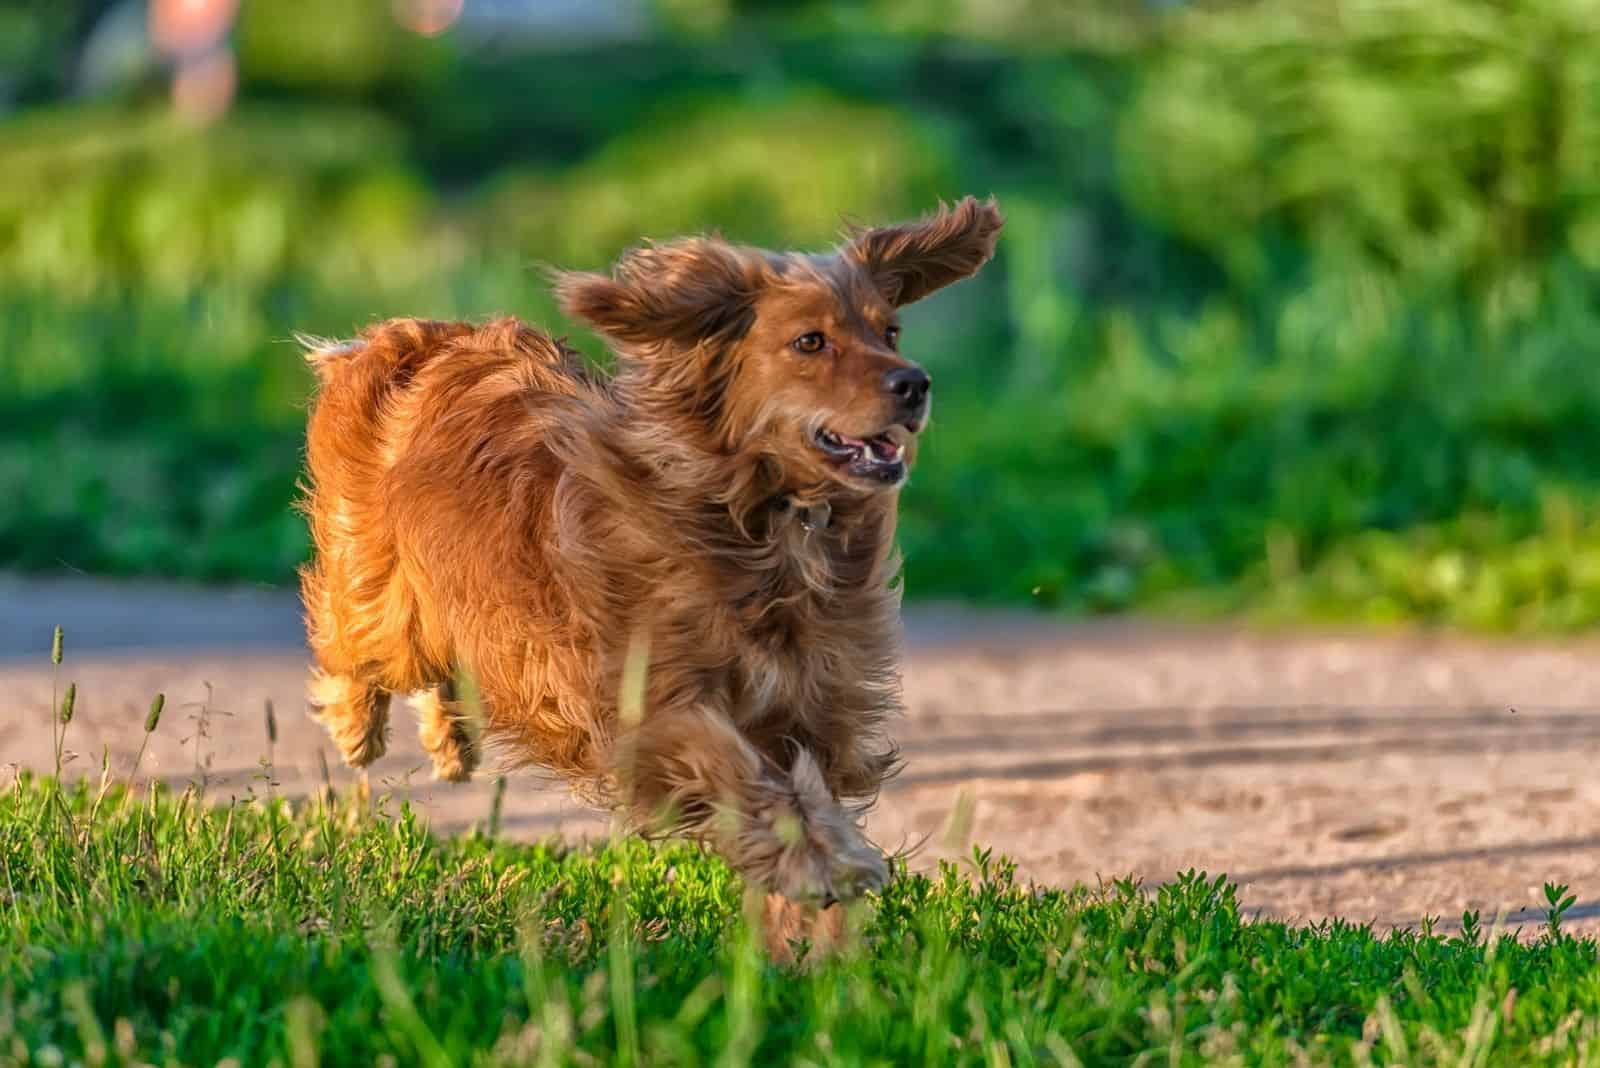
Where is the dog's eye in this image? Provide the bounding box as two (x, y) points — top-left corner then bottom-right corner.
(885, 325), (900, 349)
(792, 332), (826, 354)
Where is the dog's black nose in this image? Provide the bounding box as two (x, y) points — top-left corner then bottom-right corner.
(883, 366), (931, 409)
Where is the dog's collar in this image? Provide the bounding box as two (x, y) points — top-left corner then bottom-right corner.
(773, 495), (831, 532)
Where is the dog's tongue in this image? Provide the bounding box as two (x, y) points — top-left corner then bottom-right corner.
(867, 434), (901, 461)
(830, 430), (902, 462)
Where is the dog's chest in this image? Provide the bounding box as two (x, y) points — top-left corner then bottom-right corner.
(731, 611), (849, 722)
(717, 510), (894, 721)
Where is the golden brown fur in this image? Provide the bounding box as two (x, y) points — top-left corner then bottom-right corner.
(299, 197), (1003, 900)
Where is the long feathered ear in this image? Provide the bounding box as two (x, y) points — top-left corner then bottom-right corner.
(553, 237), (765, 351)
(843, 196), (1004, 307)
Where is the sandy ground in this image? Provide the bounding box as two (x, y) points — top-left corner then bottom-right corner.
(8, 575), (1600, 934)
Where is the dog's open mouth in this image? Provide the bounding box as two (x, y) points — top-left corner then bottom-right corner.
(813, 426), (909, 484)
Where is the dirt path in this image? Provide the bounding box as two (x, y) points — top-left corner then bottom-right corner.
(7, 576), (1600, 934)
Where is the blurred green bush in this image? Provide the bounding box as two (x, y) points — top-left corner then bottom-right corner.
(9, 1), (1600, 630)
(478, 93), (951, 267)
(0, 106), (430, 299)
(1124, 0), (1600, 317)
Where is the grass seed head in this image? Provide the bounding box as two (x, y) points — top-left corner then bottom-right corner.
(265, 699), (277, 744)
(145, 693), (164, 733)
(51, 625), (63, 665)
(60, 682), (76, 724)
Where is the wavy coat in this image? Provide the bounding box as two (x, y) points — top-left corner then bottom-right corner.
(299, 197), (1003, 899)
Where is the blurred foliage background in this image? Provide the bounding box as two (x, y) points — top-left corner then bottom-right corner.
(9, 0), (1600, 630)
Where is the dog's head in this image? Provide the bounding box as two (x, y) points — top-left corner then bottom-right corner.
(555, 197), (1003, 494)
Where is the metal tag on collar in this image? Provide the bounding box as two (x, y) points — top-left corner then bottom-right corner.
(794, 498), (831, 532)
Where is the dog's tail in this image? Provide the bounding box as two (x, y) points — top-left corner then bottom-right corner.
(297, 318), (477, 386)
(295, 333), (364, 382)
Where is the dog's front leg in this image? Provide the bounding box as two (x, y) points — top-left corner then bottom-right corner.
(621, 705), (887, 902)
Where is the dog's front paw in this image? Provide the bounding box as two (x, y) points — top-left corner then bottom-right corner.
(810, 829), (889, 902)
(738, 752), (889, 904)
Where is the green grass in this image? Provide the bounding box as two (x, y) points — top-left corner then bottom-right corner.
(10, 767), (1600, 1065)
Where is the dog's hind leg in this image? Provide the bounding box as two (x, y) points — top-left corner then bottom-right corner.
(413, 678), (481, 783)
(308, 669), (392, 768)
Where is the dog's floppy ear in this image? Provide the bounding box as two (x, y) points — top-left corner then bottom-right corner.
(554, 238), (763, 351)
(843, 196), (1004, 307)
